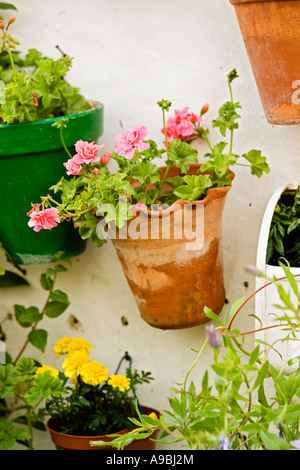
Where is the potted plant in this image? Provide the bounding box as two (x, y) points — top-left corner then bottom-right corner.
(43, 337), (157, 451)
(0, 14), (104, 265)
(0, 252), (72, 450)
(229, 0), (300, 125)
(91, 265), (300, 451)
(255, 182), (300, 374)
(28, 70), (270, 330)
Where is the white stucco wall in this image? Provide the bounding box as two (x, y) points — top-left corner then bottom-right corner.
(1, 0), (300, 450)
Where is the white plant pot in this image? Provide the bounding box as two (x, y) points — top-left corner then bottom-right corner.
(255, 183), (300, 375)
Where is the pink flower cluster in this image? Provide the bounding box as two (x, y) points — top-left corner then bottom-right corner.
(163, 105), (209, 143)
(163, 107), (201, 142)
(27, 205), (60, 232)
(63, 140), (106, 176)
(114, 125), (150, 159)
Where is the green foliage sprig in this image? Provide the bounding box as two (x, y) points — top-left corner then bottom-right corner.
(0, 16), (90, 124)
(0, 251), (71, 449)
(92, 262), (300, 451)
(0, 358), (66, 450)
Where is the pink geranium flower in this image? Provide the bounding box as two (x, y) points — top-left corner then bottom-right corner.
(63, 157), (82, 175)
(74, 140), (105, 164)
(163, 107), (202, 143)
(27, 207), (60, 232)
(114, 125), (150, 159)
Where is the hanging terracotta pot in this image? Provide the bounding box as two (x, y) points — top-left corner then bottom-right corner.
(0, 101), (103, 265)
(111, 164), (234, 330)
(46, 406), (159, 450)
(229, 0), (300, 125)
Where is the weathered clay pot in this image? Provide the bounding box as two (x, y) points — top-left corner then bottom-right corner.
(47, 405), (159, 450)
(111, 164), (234, 330)
(230, 0), (300, 125)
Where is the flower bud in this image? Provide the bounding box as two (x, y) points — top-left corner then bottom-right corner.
(244, 265), (264, 277)
(100, 151), (111, 166)
(8, 14), (16, 25)
(205, 324), (222, 349)
(201, 103), (209, 115)
(32, 93), (38, 106)
(0, 20), (5, 29)
(93, 168), (100, 175)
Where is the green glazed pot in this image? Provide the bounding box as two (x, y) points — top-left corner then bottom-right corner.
(0, 101), (104, 265)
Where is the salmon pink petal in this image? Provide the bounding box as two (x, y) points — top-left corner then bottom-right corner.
(74, 140), (105, 164)
(63, 157), (82, 175)
(114, 125), (150, 159)
(28, 207), (60, 232)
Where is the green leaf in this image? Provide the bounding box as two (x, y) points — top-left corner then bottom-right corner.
(0, 3), (17, 10)
(229, 297), (245, 323)
(15, 357), (37, 381)
(49, 290), (69, 305)
(173, 185), (194, 201)
(14, 305), (32, 328)
(252, 361), (269, 391)
(45, 301), (69, 318)
(242, 150), (270, 177)
(260, 430), (291, 450)
(278, 260), (300, 301)
(18, 307), (43, 325)
(0, 364), (18, 398)
(40, 272), (54, 291)
(25, 371), (66, 405)
(204, 307), (225, 326)
(227, 69), (239, 83)
(0, 271), (29, 287)
(0, 420), (29, 451)
(27, 329), (48, 352)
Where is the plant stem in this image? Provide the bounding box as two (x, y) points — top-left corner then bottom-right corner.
(227, 273), (300, 330)
(60, 126), (73, 159)
(7, 48), (15, 74)
(202, 131), (213, 151)
(183, 339), (208, 392)
(13, 271), (58, 365)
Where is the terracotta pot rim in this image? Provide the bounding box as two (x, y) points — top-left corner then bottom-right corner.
(46, 405), (159, 440)
(229, 0), (289, 5)
(46, 418), (115, 440)
(135, 163), (235, 218)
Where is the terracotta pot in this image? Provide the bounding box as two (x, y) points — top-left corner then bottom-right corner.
(47, 406), (159, 450)
(111, 164), (234, 330)
(229, 0), (300, 125)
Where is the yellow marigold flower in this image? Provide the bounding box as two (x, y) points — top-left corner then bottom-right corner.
(148, 412), (158, 420)
(54, 337), (93, 357)
(35, 365), (59, 378)
(79, 361), (109, 386)
(62, 349), (91, 379)
(108, 374), (131, 391)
